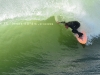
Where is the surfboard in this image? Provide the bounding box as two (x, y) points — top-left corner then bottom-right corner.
(75, 31), (87, 44)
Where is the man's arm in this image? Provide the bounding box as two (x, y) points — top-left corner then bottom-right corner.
(59, 21), (66, 24)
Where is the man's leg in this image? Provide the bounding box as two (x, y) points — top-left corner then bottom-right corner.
(72, 29), (83, 37)
(73, 22), (83, 37)
(72, 29), (79, 34)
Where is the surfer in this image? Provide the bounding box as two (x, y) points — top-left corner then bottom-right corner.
(58, 21), (83, 37)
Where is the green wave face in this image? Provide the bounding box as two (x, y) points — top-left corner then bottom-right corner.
(0, 17), (80, 75)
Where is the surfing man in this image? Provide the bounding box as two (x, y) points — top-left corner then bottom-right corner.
(58, 21), (83, 37)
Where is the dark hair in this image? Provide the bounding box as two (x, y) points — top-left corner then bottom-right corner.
(65, 23), (68, 26)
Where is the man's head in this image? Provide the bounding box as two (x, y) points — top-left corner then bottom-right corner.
(65, 23), (68, 26)
(65, 23), (69, 28)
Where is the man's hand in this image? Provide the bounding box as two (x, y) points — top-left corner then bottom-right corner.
(56, 21), (60, 24)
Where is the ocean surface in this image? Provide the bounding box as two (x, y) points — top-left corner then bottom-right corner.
(0, 0), (100, 75)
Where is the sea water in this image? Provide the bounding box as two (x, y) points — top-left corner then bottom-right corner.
(0, 0), (100, 75)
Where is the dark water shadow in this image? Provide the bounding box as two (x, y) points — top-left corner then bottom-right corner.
(73, 56), (100, 62)
(80, 44), (86, 48)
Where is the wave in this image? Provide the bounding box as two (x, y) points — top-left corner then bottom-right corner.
(0, 0), (100, 45)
